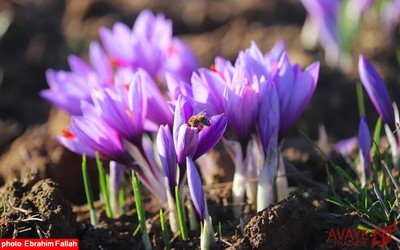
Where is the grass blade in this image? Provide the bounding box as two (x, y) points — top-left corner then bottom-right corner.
(160, 209), (170, 250)
(95, 152), (113, 218)
(132, 171), (151, 250)
(175, 185), (188, 240)
(82, 154), (98, 226)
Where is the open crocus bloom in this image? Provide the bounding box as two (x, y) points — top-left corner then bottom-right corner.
(57, 102), (132, 166)
(99, 9), (198, 83)
(41, 41), (114, 115)
(273, 52), (320, 138)
(42, 9), (198, 116)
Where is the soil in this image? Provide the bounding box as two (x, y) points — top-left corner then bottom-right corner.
(0, 0), (399, 249)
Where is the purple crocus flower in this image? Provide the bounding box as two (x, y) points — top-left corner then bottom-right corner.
(41, 41), (114, 115)
(300, 0), (341, 64)
(91, 71), (146, 145)
(58, 100), (167, 204)
(191, 68), (225, 116)
(358, 54), (396, 131)
(334, 136), (358, 155)
(123, 69), (173, 132)
(358, 115), (372, 186)
(273, 52), (320, 138)
(99, 9), (198, 83)
(223, 54), (261, 142)
(173, 95), (228, 164)
(57, 102), (132, 166)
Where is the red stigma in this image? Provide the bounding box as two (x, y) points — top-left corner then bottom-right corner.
(61, 128), (75, 139)
(210, 65), (216, 72)
(123, 82), (130, 90)
(167, 44), (177, 55)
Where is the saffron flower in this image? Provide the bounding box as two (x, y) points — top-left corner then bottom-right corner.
(273, 52), (320, 138)
(99, 9), (198, 83)
(157, 96), (227, 233)
(358, 115), (372, 187)
(58, 84), (167, 205)
(42, 9), (198, 116)
(172, 95), (227, 164)
(41, 41), (113, 115)
(358, 55), (396, 131)
(257, 81), (280, 211)
(58, 102), (131, 164)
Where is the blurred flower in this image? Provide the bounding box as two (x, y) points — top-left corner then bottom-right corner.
(109, 161), (125, 215)
(358, 54), (396, 131)
(300, 0), (341, 67)
(358, 115), (372, 187)
(353, 0), (374, 12)
(334, 136), (358, 155)
(41, 41), (113, 115)
(99, 9), (198, 83)
(381, 0), (400, 33)
(42, 9), (198, 117)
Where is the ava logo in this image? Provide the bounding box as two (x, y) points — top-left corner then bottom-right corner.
(327, 228), (368, 247)
(327, 222), (397, 248)
(371, 222), (397, 248)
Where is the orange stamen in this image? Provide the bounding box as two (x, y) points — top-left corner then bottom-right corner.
(125, 109), (134, 121)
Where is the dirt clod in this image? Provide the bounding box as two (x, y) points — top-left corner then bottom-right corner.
(241, 195), (317, 250)
(0, 173), (76, 238)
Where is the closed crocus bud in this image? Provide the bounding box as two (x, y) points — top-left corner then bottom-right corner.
(358, 54), (396, 131)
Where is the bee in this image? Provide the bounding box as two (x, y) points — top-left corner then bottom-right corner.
(187, 111), (210, 133)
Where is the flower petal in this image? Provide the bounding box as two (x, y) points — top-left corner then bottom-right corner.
(194, 113), (227, 159)
(157, 125), (178, 190)
(187, 156), (205, 221)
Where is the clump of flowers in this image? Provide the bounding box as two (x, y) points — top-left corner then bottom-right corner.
(176, 41), (320, 215)
(41, 10), (198, 116)
(42, 9), (199, 219)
